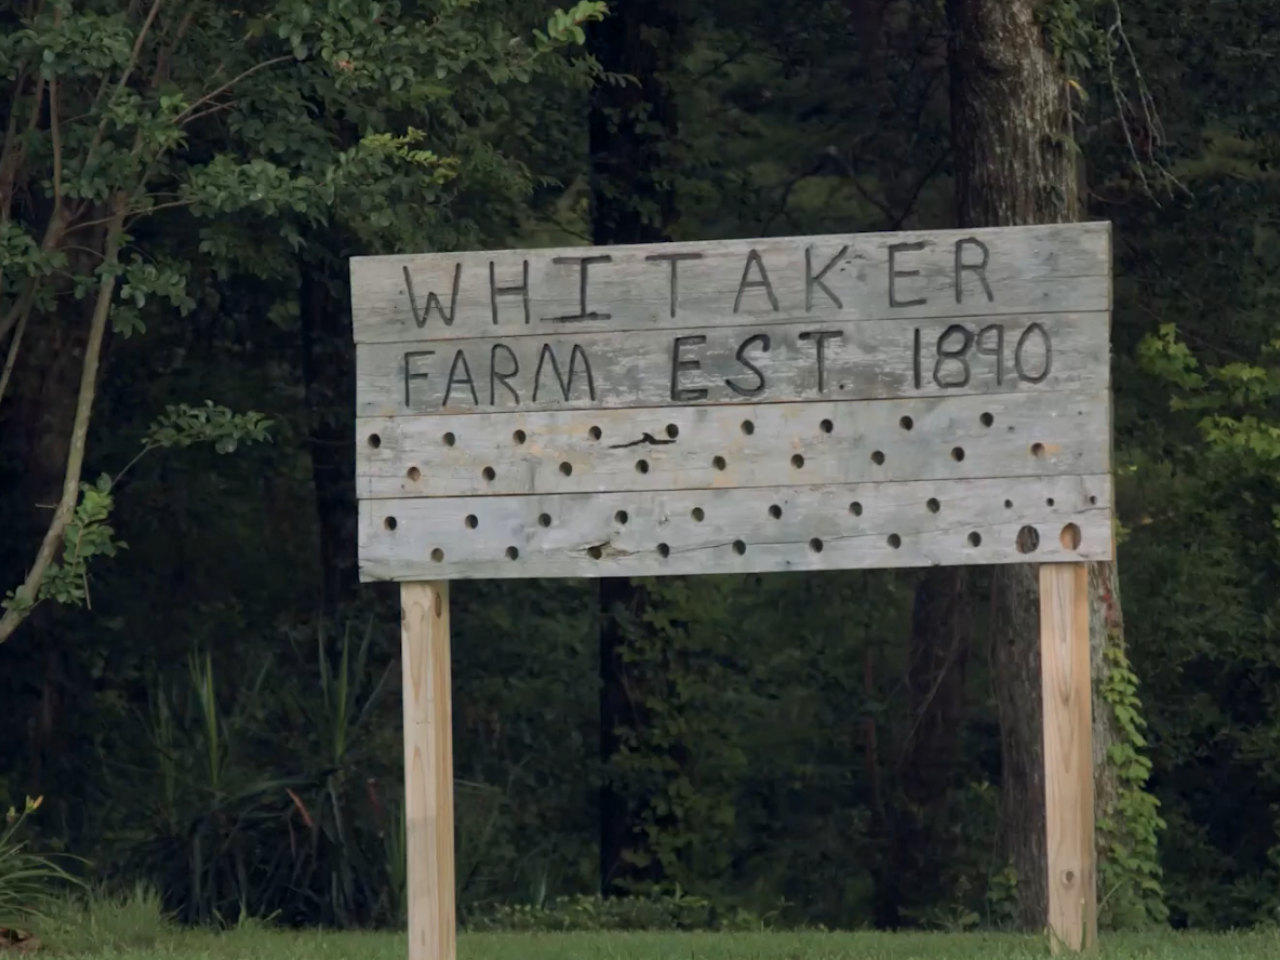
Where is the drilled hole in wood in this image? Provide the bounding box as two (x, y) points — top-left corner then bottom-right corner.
(733, 540), (747, 556)
(791, 454), (805, 469)
(368, 434), (382, 449)
(691, 507), (705, 522)
(615, 510), (629, 525)
(1089, 495), (1098, 505)
(657, 543), (671, 558)
(538, 513), (552, 528)
(407, 466), (421, 482)
(513, 429), (527, 445)
(1060, 523), (1082, 551)
(820, 419), (834, 434)
(588, 546), (603, 560)
(1046, 497), (1056, 507)
(666, 423), (679, 439)
(769, 505), (782, 519)
(482, 466), (496, 482)
(1004, 499), (1014, 509)
(560, 462), (573, 476)
(981, 412), (994, 427)
(968, 531), (982, 547)
(850, 501), (863, 516)
(506, 546), (520, 560)
(809, 538), (824, 553)
(636, 459), (650, 474)
(1031, 442), (1045, 457)
(712, 456), (727, 471)
(951, 447), (966, 462)
(887, 533), (902, 549)
(927, 498), (941, 513)
(1016, 526), (1040, 554)
(900, 416), (914, 431)
(741, 420), (755, 435)
(443, 432), (456, 447)
(589, 425), (602, 441)
(431, 548), (444, 562)
(384, 517), (398, 531)
(465, 515), (478, 530)
(872, 451), (886, 465)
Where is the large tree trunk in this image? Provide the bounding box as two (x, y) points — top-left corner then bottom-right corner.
(299, 261), (359, 614)
(588, 0), (681, 896)
(945, 0), (1122, 929)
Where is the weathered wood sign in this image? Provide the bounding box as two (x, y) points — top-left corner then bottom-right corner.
(351, 222), (1113, 582)
(353, 222), (1114, 960)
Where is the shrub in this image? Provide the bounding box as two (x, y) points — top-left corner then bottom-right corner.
(0, 796), (82, 932)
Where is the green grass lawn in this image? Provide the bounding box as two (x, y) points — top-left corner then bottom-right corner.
(30, 927), (1280, 960)
(24, 891), (1280, 960)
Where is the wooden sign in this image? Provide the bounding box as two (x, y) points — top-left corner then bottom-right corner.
(351, 222), (1113, 582)
(352, 222), (1114, 960)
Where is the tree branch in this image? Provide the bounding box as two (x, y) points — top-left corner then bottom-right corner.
(0, 286), (31, 409)
(176, 56), (295, 124)
(86, 0), (166, 162)
(0, 195), (128, 646)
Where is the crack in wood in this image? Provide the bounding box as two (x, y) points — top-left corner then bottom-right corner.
(607, 432), (677, 449)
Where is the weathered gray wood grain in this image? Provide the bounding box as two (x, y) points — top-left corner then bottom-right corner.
(356, 391), (1110, 499)
(358, 474), (1113, 581)
(351, 222), (1110, 344)
(355, 312), (1109, 417)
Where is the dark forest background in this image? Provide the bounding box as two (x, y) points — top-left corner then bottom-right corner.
(3, 0), (1280, 935)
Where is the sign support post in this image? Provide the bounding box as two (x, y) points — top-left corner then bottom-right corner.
(400, 581), (456, 960)
(352, 222), (1115, 957)
(1039, 561), (1098, 952)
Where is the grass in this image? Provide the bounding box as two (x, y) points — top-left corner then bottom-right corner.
(22, 891), (1280, 959)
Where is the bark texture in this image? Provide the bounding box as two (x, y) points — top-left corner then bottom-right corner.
(945, 0), (1121, 929)
(588, 0), (681, 896)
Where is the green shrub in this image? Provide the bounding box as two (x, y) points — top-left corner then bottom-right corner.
(0, 796), (82, 931)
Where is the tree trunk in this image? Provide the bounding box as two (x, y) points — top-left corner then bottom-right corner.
(588, 0), (681, 896)
(883, 567), (972, 926)
(299, 261), (359, 614)
(945, 0), (1121, 928)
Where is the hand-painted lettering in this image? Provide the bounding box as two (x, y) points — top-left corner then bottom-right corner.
(533, 343), (597, 402)
(544, 255), (613, 323)
(934, 324), (973, 388)
(799, 329), (843, 393)
(888, 241), (928, 308)
(490, 343), (520, 405)
(806, 245), (848, 311)
(976, 323), (1005, 384)
(734, 249), (780, 313)
(489, 260), (530, 325)
(725, 333), (771, 397)
(954, 238), (994, 303)
(444, 348), (479, 406)
(671, 335), (709, 402)
(403, 350), (436, 407)
(646, 252), (703, 318)
(1015, 322), (1053, 383)
(404, 263), (460, 327)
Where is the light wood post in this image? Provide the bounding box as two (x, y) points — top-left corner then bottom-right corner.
(401, 582), (456, 960)
(1039, 562), (1097, 953)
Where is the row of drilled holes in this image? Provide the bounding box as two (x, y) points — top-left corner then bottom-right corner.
(367, 409), (1003, 452)
(395, 442), (1066, 484)
(383, 512), (1083, 562)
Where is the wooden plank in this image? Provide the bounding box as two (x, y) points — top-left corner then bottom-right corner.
(361, 475), (1111, 581)
(357, 391), (1110, 499)
(1039, 562), (1098, 953)
(401, 582), (456, 960)
(356, 312), (1109, 417)
(351, 222), (1110, 343)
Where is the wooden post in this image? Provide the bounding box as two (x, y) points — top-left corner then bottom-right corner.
(401, 582), (456, 960)
(1039, 561), (1097, 953)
